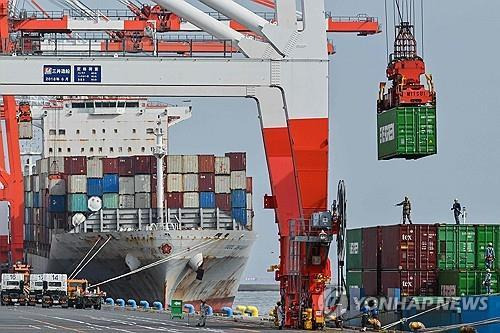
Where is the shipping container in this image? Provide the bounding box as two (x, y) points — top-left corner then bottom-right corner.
(380, 271), (438, 297)
(167, 174), (183, 192)
(134, 175), (151, 193)
(216, 193), (231, 211)
(48, 195), (66, 213)
(439, 271), (498, 296)
(215, 157), (231, 175)
(24, 191), (33, 208)
(166, 192), (183, 209)
(183, 174), (199, 192)
(64, 156), (87, 175)
(67, 175), (87, 194)
(119, 176), (135, 195)
(87, 178), (104, 197)
(380, 224), (437, 271)
(438, 225), (476, 270)
(246, 193), (253, 210)
(183, 155), (198, 173)
(151, 192), (158, 209)
(377, 106), (437, 160)
(231, 190), (247, 208)
(166, 155), (183, 173)
(198, 155), (215, 173)
(183, 192), (200, 208)
(226, 152), (246, 171)
(67, 194), (88, 212)
(102, 158), (119, 174)
(18, 122), (33, 139)
(347, 229), (363, 270)
(103, 174), (119, 193)
(232, 207), (247, 225)
(118, 157), (134, 176)
(133, 155), (152, 174)
(230, 170), (247, 190)
(23, 176), (31, 192)
(39, 173), (49, 189)
(48, 178), (66, 196)
(102, 193), (119, 209)
(87, 157), (103, 178)
(135, 193), (151, 209)
(475, 225), (500, 270)
(362, 227), (381, 270)
(119, 195), (135, 209)
(38, 158), (49, 174)
(215, 176), (231, 194)
(48, 157), (65, 175)
(200, 192), (216, 208)
(33, 175), (40, 192)
(246, 177), (253, 193)
(199, 173), (215, 192)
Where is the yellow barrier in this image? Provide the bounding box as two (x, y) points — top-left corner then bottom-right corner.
(245, 306), (259, 317)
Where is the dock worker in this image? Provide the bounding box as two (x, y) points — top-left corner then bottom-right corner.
(395, 196), (412, 224)
(451, 199), (462, 224)
(360, 301), (371, 332)
(196, 300), (209, 327)
(483, 269), (492, 294)
(485, 243), (496, 270)
(275, 301), (284, 330)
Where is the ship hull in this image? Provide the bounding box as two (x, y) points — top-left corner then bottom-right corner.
(27, 229), (255, 310)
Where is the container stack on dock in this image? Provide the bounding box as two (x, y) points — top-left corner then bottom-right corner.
(346, 224), (500, 298)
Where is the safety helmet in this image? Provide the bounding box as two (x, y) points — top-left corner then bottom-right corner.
(487, 268), (491, 273)
(488, 243), (493, 247)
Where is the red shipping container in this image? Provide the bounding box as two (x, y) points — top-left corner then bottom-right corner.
(225, 152), (246, 171)
(216, 193), (231, 211)
(150, 157), (158, 174)
(166, 192), (183, 209)
(133, 156), (152, 174)
(102, 158), (119, 174)
(362, 227), (381, 270)
(380, 271), (437, 297)
(380, 225), (437, 271)
(118, 157), (134, 176)
(198, 155), (215, 173)
(246, 177), (253, 193)
(151, 192), (157, 208)
(64, 156), (87, 175)
(362, 271), (379, 296)
(198, 173), (215, 192)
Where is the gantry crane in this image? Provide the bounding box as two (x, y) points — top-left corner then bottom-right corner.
(0, 0), (379, 329)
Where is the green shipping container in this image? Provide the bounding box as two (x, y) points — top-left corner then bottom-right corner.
(438, 225), (476, 270)
(346, 271), (363, 290)
(346, 229), (363, 270)
(103, 193), (119, 209)
(439, 271), (498, 296)
(377, 106), (437, 160)
(67, 194), (88, 212)
(475, 225), (500, 270)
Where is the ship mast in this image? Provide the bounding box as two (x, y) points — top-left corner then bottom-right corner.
(152, 118), (166, 229)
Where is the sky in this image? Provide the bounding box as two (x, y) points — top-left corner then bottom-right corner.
(3, 0), (500, 282)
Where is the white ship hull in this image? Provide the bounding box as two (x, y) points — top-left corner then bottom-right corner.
(27, 229), (255, 310)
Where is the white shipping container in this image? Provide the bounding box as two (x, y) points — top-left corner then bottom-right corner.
(33, 175), (40, 192)
(135, 193), (151, 209)
(215, 175), (231, 194)
(18, 122), (33, 139)
(24, 176), (31, 192)
(183, 192), (199, 208)
(49, 179), (66, 196)
(215, 157), (231, 175)
(134, 175), (151, 193)
(246, 193), (253, 210)
(25, 192), (33, 208)
(67, 175), (87, 194)
(119, 177), (135, 195)
(40, 158), (49, 174)
(167, 155), (183, 174)
(183, 174), (199, 192)
(119, 195), (135, 209)
(182, 155), (198, 173)
(230, 170), (247, 190)
(167, 174), (183, 192)
(87, 157), (103, 178)
(246, 209), (253, 230)
(39, 173), (49, 189)
(48, 157), (65, 175)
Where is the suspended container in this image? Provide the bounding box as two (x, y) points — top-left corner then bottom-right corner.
(377, 106), (437, 160)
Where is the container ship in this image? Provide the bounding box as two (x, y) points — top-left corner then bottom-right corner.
(19, 96), (256, 309)
(344, 224), (500, 332)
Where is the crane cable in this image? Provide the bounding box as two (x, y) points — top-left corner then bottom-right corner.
(68, 236), (102, 279)
(421, 317), (500, 333)
(70, 235), (112, 279)
(89, 238), (217, 289)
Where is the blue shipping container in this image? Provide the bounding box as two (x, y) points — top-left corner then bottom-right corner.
(103, 174), (119, 193)
(48, 195), (66, 213)
(87, 178), (104, 197)
(231, 190), (246, 208)
(33, 192), (40, 208)
(232, 207), (247, 225)
(200, 192), (216, 208)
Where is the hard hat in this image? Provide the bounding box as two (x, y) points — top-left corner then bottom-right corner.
(488, 242), (493, 247)
(486, 268), (491, 272)
(455, 198), (458, 202)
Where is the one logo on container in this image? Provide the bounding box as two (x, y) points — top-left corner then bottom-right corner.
(379, 123), (395, 144)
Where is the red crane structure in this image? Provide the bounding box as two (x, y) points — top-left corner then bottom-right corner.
(0, 0), (380, 329)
